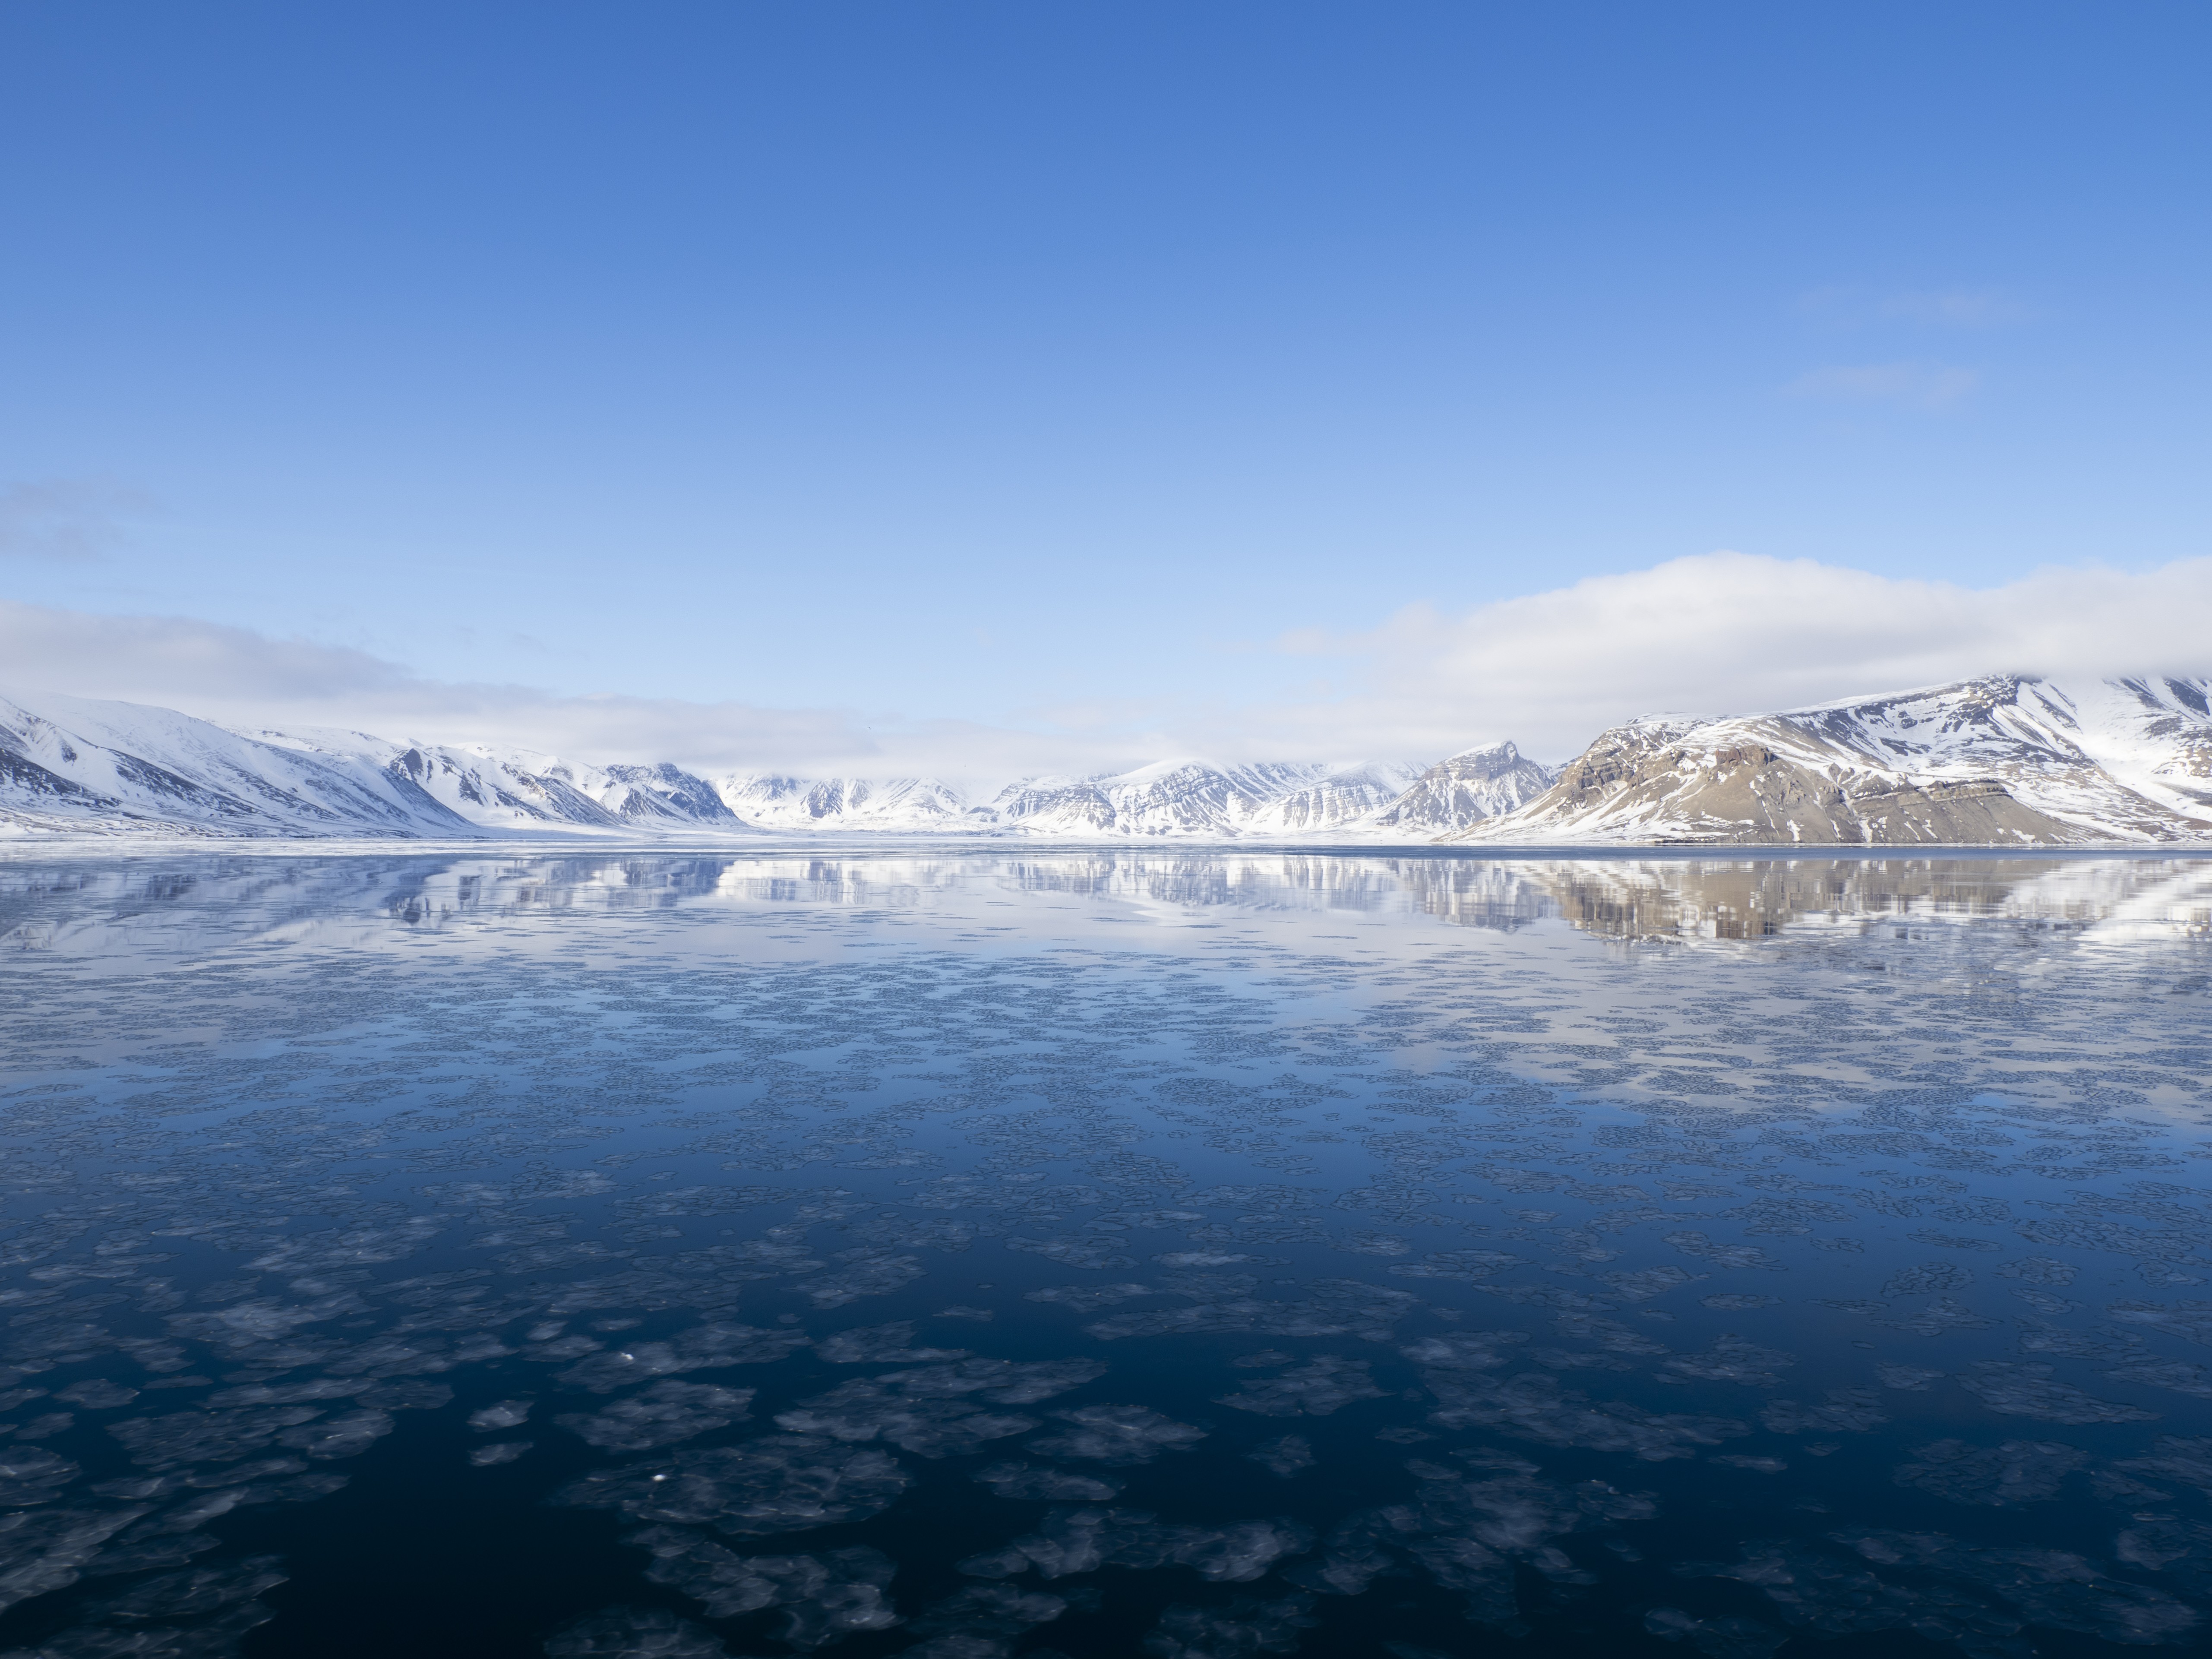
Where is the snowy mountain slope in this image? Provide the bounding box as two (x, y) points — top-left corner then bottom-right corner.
(0, 690), (477, 839)
(2057, 676), (2212, 816)
(1453, 675), (2212, 846)
(713, 760), (1425, 838)
(1242, 759), (1428, 834)
(359, 742), (621, 831)
(8, 674), (2206, 845)
(0, 692), (748, 840)
(253, 736), (746, 834)
(1782, 674), (2212, 837)
(715, 774), (974, 832)
(1368, 742), (1557, 834)
(984, 759), (1422, 837)
(597, 763), (746, 827)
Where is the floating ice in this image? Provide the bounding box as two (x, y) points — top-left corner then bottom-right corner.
(1214, 1357), (1385, 1418)
(1663, 1234), (1787, 1271)
(542, 1606), (732, 1656)
(7, 850), (2212, 1654)
(553, 1324), (808, 1392)
(970, 1462), (1122, 1501)
(1398, 1331), (1526, 1371)
(555, 1435), (911, 1535)
(1245, 1436), (1314, 1479)
(558, 1381), (755, 1452)
(1875, 1364), (1946, 1391)
(1883, 1263), (1974, 1297)
(1760, 1390), (1886, 1435)
(1644, 1605), (1789, 1659)
(2118, 1436), (2212, 1495)
(51, 1381), (136, 1411)
(1029, 1405), (1207, 1465)
(1893, 1438), (2091, 1507)
(1959, 1362), (2157, 1425)
(814, 1322), (970, 1364)
(1998, 1258), (2079, 1287)
(1144, 1593), (1316, 1658)
(630, 1526), (899, 1646)
(958, 1508), (1313, 1584)
(1425, 1369), (1747, 1460)
(1842, 1527), (2200, 1646)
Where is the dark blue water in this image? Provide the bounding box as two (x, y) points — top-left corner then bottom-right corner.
(1, 851), (2209, 1659)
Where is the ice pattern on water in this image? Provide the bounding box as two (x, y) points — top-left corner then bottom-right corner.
(0, 849), (2206, 1656)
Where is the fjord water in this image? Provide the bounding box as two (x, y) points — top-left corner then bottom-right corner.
(2, 853), (2210, 1659)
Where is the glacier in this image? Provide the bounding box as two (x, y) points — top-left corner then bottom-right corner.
(3, 673), (2209, 846)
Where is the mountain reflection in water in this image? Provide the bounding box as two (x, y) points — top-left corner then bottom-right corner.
(0, 849), (2207, 1659)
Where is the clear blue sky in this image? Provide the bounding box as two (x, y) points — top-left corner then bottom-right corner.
(2, 2), (2206, 734)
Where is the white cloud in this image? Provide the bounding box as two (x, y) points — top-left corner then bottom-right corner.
(0, 600), (1158, 794)
(1788, 360), (1979, 409)
(6, 553), (2209, 786)
(1267, 552), (2212, 761)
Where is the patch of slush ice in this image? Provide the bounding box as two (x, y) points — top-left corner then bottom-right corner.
(468, 1400), (532, 1432)
(970, 1463), (1122, 1501)
(1245, 1436), (1314, 1479)
(1959, 1362), (2157, 1425)
(813, 1322), (970, 1364)
(1027, 1406), (1207, 1466)
(1892, 1439), (2091, 1507)
(629, 1527), (899, 1646)
(554, 1435), (911, 1536)
(557, 1381), (755, 1451)
(1144, 1593), (1316, 1658)
(542, 1606), (731, 1657)
(1214, 1357), (1386, 1418)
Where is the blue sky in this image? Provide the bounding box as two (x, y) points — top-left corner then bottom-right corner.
(1, 3), (2207, 772)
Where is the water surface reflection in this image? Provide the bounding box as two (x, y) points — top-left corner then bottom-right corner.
(0, 851), (2206, 1659)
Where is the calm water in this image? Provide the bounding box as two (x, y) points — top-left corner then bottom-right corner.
(1, 850), (2210, 1659)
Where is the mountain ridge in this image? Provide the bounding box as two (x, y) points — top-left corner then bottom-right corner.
(4, 674), (2208, 845)
(1449, 673), (2212, 846)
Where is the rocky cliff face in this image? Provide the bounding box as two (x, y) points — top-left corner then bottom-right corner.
(1453, 676), (2212, 846)
(1454, 717), (2084, 844)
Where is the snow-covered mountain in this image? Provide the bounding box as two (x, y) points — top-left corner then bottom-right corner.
(0, 692), (745, 841)
(715, 774), (973, 833)
(712, 760), (1433, 838)
(1452, 674), (2212, 846)
(1370, 742), (1557, 834)
(0, 691), (475, 839)
(984, 759), (1425, 838)
(7, 675), (2207, 845)
(596, 762), (747, 827)
(375, 742), (742, 832)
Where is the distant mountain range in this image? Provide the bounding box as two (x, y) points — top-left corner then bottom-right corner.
(3, 674), (2208, 844)
(1449, 674), (2212, 846)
